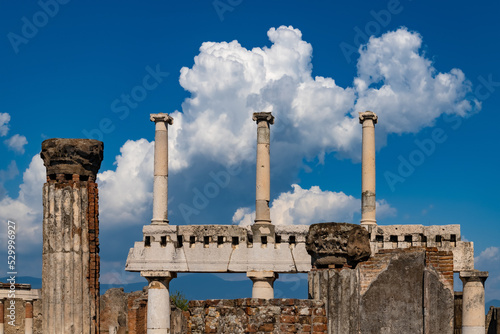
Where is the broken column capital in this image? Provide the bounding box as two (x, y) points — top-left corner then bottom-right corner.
(252, 112), (275, 125)
(150, 113), (174, 125)
(359, 111), (378, 125)
(41, 138), (104, 178)
(306, 222), (371, 268)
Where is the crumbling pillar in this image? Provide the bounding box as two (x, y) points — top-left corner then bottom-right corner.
(41, 138), (103, 334)
(24, 300), (33, 334)
(142, 271), (176, 334)
(359, 111), (378, 227)
(460, 270), (488, 334)
(252, 112), (274, 225)
(247, 271), (278, 300)
(150, 113), (174, 225)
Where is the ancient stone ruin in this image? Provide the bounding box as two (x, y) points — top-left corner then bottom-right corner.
(40, 138), (103, 334)
(0, 110), (493, 333)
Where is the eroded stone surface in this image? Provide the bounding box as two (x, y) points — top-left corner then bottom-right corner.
(41, 138), (103, 177)
(306, 223), (371, 268)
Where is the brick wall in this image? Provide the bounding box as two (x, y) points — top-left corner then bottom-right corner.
(186, 298), (327, 334)
(87, 179), (100, 333)
(127, 293), (148, 334)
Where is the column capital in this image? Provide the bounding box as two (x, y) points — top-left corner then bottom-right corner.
(41, 138), (103, 179)
(460, 270), (489, 283)
(247, 270), (278, 280)
(141, 271), (177, 282)
(252, 112), (274, 125)
(150, 113), (174, 125)
(359, 111), (378, 125)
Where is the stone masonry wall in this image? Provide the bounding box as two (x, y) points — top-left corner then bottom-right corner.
(2, 299), (42, 334)
(186, 298), (327, 334)
(358, 247), (454, 333)
(309, 247), (455, 333)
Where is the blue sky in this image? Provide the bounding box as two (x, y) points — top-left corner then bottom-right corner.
(0, 0), (499, 302)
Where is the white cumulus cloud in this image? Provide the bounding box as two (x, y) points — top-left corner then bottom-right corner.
(475, 247), (500, 301)
(0, 113), (10, 136)
(475, 247), (500, 267)
(169, 25), (477, 172)
(97, 139), (155, 227)
(353, 28), (478, 139)
(4, 134), (28, 154)
(232, 184), (396, 226)
(0, 154), (45, 245)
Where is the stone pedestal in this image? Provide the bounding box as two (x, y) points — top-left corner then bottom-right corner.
(41, 138), (103, 334)
(460, 270), (488, 334)
(142, 271), (176, 334)
(247, 271), (278, 300)
(359, 111), (378, 227)
(150, 113), (174, 225)
(252, 112), (274, 225)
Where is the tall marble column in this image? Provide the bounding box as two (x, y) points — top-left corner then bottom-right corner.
(41, 138), (103, 334)
(150, 113), (174, 225)
(249, 112), (277, 299)
(141, 271), (176, 334)
(460, 270), (488, 334)
(252, 112), (274, 225)
(359, 111), (378, 227)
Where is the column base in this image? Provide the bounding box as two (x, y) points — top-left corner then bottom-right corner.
(360, 219), (377, 227)
(151, 219), (169, 225)
(462, 327), (485, 334)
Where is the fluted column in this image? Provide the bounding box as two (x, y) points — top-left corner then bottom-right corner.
(359, 111), (378, 227)
(41, 138), (103, 334)
(142, 271), (176, 334)
(150, 113), (174, 225)
(460, 270), (488, 334)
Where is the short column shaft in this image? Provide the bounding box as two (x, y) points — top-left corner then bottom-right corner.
(253, 112), (274, 224)
(0, 300), (4, 334)
(247, 271), (278, 299)
(359, 111), (378, 226)
(25, 301), (33, 334)
(150, 113), (174, 225)
(143, 272), (176, 334)
(460, 270), (488, 334)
